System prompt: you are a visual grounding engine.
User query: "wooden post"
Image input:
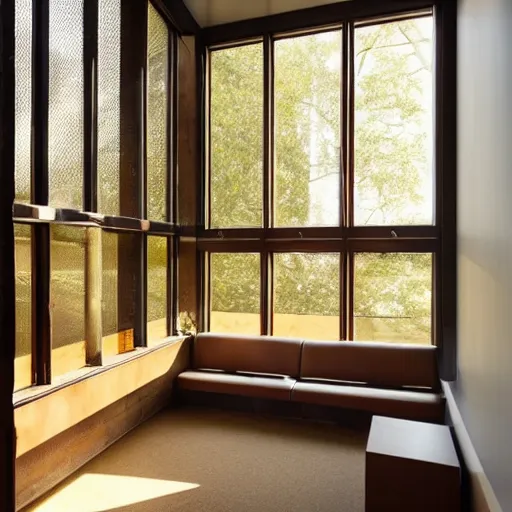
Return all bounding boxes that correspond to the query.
[0,0,16,509]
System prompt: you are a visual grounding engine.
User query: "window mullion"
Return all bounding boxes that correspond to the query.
[347,251,354,340]
[120,0,147,347]
[32,0,51,385]
[347,22,355,229]
[83,0,98,213]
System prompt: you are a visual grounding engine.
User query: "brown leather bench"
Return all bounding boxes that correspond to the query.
[292,340,444,423]
[178,334,445,422]
[177,333,302,401]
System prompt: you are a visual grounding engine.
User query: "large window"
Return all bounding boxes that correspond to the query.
[204,11,436,344]
[13,0,177,391]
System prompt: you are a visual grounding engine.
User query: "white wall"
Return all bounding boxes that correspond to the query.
[455,0,512,508]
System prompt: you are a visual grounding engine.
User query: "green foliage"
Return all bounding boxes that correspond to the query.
[209,19,434,341]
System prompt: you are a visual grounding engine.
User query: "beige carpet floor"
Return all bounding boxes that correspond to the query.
[27,408,368,512]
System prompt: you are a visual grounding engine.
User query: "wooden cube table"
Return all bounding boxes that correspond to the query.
[366,416,460,512]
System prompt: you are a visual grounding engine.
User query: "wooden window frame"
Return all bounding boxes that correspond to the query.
[12,0,179,389]
[200,0,456,353]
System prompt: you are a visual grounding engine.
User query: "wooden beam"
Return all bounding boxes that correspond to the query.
[0,0,16,508]
[202,0,437,46]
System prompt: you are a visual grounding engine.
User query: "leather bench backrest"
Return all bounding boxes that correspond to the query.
[193,333,303,378]
[300,341,440,390]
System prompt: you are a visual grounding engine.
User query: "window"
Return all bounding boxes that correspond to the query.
[14,224,31,391]
[208,253,261,335]
[275,31,341,227]
[147,3,170,222]
[274,253,340,340]
[209,44,263,228]
[147,236,169,345]
[204,12,436,345]
[13,0,177,391]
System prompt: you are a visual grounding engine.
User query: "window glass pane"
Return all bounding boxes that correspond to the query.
[147,3,169,222]
[51,226,86,377]
[102,232,138,356]
[210,44,263,228]
[15,224,32,391]
[15,0,32,203]
[210,253,260,335]
[354,17,434,226]
[274,253,339,340]
[147,236,168,345]
[98,0,121,215]
[354,253,432,344]
[48,0,84,209]
[275,31,341,227]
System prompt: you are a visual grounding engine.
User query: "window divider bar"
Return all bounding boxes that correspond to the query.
[32,224,51,384]
[347,22,355,228]
[347,252,355,340]
[168,235,178,335]
[263,35,273,230]
[206,50,212,228]
[83,0,98,213]
[340,252,347,340]
[341,23,349,229]
[31,0,51,385]
[32,0,49,206]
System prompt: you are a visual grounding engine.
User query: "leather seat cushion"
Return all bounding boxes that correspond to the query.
[178,370,296,401]
[292,381,444,422]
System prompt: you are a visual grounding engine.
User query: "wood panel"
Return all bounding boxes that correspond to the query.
[15,340,190,510]
[15,339,190,459]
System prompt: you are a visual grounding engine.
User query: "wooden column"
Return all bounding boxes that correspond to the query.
[0,0,16,509]
[177,35,200,333]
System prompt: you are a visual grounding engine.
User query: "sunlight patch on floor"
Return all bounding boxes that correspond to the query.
[28,473,200,512]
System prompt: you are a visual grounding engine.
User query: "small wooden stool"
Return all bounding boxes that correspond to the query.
[366,416,461,511]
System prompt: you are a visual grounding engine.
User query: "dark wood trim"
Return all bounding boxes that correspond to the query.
[347,252,355,339]
[348,238,438,253]
[206,48,212,228]
[198,225,438,240]
[162,0,200,35]
[435,0,457,379]
[340,252,348,340]
[347,226,439,238]
[83,0,98,212]
[198,236,436,253]
[260,251,269,335]
[263,36,271,230]
[32,0,49,206]
[119,1,147,350]
[198,239,264,253]
[202,0,438,46]
[347,22,355,227]
[33,224,51,385]
[0,0,16,507]
[341,23,348,229]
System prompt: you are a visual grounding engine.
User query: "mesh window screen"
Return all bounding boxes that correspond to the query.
[15,0,32,203]
[147,3,169,222]
[48,0,84,209]
[98,0,121,216]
